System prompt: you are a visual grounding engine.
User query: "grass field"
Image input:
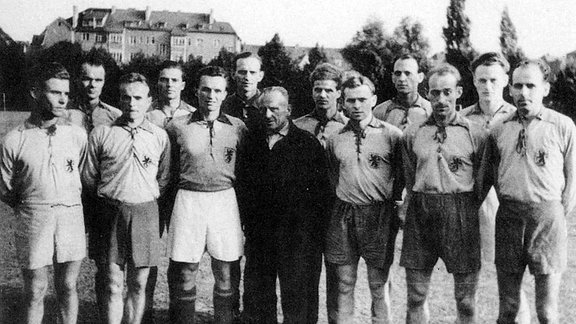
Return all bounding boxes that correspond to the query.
[1,111,576,323]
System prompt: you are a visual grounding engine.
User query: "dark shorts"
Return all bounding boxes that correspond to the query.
[400,192,481,273]
[495,200,567,275]
[325,199,397,269]
[88,199,162,267]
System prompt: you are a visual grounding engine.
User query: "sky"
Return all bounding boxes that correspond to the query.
[1,0,575,58]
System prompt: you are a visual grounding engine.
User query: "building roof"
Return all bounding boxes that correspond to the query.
[30,17,72,48]
[73,8,237,35]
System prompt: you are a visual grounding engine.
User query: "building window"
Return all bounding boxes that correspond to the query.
[96,34,105,43]
[95,19,103,27]
[82,33,90,41]
[156,22,166,28]
[151,37,155,44]
[213,40,220,48]
[188,38,192,46]
[172,37,185,46]
[129,36,137,44]
[160,44,169,55]
[124,21,140,27]
[110,52,122,62]
[196,38,204,47]
[110,34,122,43]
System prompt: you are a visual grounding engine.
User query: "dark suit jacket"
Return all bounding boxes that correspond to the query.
[237,122,331,252]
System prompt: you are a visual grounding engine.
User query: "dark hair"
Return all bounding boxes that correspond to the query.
[197,66,229,87]
[31,62,70,89]
[234,52,262,67]
[427,63,461,83]
[513,59,551,82]
[471,52,510,73]
[341,74,376,97]
[309,63,342,89]
[82,49,106,68]
[158,60,185,79]
[394,54,421,72]
[118,72,150,93]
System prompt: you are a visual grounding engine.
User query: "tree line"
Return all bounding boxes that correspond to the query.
[1,0,576,120]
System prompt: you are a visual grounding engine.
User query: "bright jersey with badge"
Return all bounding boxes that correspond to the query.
[83,119,171,204]
[327,118,403,205]
[402,114,487,194]
[165,112,247,192]
[487,107,576,213]
[0,121,87,206]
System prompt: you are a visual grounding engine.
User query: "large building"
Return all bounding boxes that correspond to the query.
[32,6,242,64]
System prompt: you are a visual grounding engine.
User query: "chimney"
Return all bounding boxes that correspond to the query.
[111,6,116,14]
[145,6,151,22]
[208,9,215,24]
[72,5,78,28]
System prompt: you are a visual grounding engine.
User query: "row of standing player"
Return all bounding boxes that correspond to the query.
[1,50,574,324]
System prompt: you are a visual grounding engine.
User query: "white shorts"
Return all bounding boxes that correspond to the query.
[15,203,86,269]
[168,188,243,263]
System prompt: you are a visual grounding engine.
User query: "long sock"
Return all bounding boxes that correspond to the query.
[213,286,234,324]
[169,286,196,324]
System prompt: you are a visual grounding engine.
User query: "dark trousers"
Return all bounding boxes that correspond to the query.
[242,231,322,324]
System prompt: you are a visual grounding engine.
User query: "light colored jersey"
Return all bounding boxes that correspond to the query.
[327,117,403,205]
[460,101,516,129]
[146,99,196,128]
[294,110,348,148]
[372,95,431,130]
[67,100,121,132]
[166,111,247,192]
[83,117,171,204]
[403,113,488,194]
[0,117,87,206]
[486,107,576,214]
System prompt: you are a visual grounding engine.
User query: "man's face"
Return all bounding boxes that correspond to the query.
[392,58,423,95]
[196,75,227,113]
[510,65,550,117]
[80,64,105,101]
[428,73,462,120]
[234,57,263,95]
[158,67,185,101]
[33,78,70,118]
[119,82,151,122]
[260,91,291,132]
[312,79,341,112]
[343,85,377,121]
[473,64,508,102]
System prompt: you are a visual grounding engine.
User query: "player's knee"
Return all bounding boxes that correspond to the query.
[455,294,476,318]
[58,274,78,294]
[337,272,356,294]
[407,284,428,309]
[368,280,386,299]
[128,274,148,294]
[168,261,198,291]
[25,277,48,303]
[536,303,558,324]
[106,271,124,296]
